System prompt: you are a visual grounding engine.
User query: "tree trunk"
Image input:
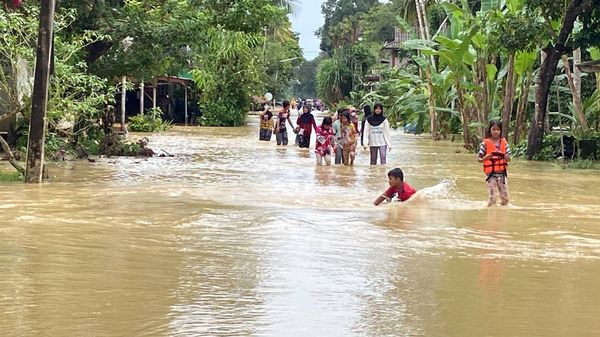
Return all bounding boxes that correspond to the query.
[25,0,55,183]
[0,135,24,176]
[513,72,532,145]
[426,67,437,139]
[476,56,489,138]
[561,54,589,130]
[121,75,127,132]
[526,0,592,159]
[457,82,475,150]
[414,0,426,40]
[415,0,437,139]
[417,0,432,40]
[573,48,581,95]
[501,53,516,139]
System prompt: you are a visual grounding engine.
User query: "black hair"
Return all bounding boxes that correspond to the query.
[321,116,332,127]
[363,105,372,117]
[387,168,404,181]
[337,107,347,115]
[303,105,311,112]
[486,120,503,138]
[373,102,384,113]
[340,111,351,123]
[283,100,290,108]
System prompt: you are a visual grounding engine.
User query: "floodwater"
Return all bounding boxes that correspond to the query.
[2,114,600,337]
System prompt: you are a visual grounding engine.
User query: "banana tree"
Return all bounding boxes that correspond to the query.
[513,50,538,144]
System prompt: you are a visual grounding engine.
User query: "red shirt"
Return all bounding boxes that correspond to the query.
[296,114,317,137]
[383,182,416,202]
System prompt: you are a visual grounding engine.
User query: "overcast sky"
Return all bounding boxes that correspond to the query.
[289,0,325,60]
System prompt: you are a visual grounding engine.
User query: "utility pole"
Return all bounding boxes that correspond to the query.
[25,0,56,183]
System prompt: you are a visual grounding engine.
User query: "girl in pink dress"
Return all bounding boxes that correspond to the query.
[315,117,336,166]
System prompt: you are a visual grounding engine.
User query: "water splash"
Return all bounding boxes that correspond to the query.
[410,179,486,210]
[413,179,462,200]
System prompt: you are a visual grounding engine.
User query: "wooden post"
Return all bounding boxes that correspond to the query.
[152,78,157,109]
[121,75,126,131]
[168,83,173,118]
[184,85,188,124]
[25,0,55,183]
[139,79,144,115]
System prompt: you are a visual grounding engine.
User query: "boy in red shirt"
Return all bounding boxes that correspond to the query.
[373,168,417,206]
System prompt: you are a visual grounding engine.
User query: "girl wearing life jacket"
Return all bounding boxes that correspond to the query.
[478,120,511,206]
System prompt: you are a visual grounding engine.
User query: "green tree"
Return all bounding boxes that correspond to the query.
[526,0,600,159]
[318,0,379,54]
[316,51,352,104]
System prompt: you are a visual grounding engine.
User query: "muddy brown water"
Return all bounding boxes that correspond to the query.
[1,115,600,336]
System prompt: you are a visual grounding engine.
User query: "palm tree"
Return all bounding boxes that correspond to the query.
[272,0,297,14]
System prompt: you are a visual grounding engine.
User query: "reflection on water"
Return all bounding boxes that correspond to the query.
[2,116,600,336]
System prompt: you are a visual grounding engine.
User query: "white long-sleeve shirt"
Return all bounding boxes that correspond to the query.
[363,119,391,147]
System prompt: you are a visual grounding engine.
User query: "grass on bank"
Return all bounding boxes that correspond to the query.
[0,168,23,182]
[562,159,600,169]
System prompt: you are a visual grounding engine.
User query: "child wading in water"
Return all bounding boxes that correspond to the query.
[363,102,391,165]
[332,108,347,164]
[295,105,318,148]
[315,117,336,165]
[478,120,511,206]
[373,168,417,206]
[339,111,357,165]
[258,104,274,141]
[360,105,372,149]
[274,100,295,146]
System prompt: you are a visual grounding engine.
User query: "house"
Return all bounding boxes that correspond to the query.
[382,27,414,68]
[117,72,197,127]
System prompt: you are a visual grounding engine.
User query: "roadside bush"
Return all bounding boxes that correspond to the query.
[564,159,598,169]
[128,108,172,132]
[200,100,246,127]
[513,133,561,161]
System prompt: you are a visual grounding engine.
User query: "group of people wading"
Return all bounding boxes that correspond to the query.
[258,100,392,167]
[259,101,511,207]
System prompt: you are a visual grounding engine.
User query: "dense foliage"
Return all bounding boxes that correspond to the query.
[314,0,600,160]
[0,0,302,170]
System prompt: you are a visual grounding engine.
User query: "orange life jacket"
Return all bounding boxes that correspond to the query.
[483,138,508,175]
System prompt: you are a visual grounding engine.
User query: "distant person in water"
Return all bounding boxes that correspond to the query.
[274,100,295,146]
[332,108,347,164]
[360,104,372,148]
[373,168,417,206]
[315,116,336,165]
[348,106,360,135]
[363,102,392,165]
[339,111,358,165]
[258,104,274,141]
[478,120,511,206]
[295,105,318,148]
